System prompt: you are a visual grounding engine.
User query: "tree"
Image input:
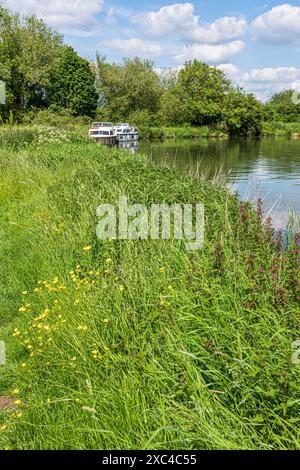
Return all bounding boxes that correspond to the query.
[0,5,63,117]
[51,46,98,117]
[176,61,231,126]
[265,90,300,122]
[95,55,162,121]
[17,15,63,109]
[225,89,263,136]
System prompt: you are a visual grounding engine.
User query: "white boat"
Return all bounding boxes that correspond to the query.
[88,122,117,145]
[115,123,139,143]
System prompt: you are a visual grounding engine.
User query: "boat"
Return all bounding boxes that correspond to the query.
[88,122,117,145]
[115,123,139,143]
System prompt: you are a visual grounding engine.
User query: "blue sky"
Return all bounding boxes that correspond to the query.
[3,1,300,100]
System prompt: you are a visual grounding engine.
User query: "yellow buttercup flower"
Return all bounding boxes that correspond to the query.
[83,246,92,252]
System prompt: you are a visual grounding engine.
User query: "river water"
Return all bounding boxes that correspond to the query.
[136,137,300,230]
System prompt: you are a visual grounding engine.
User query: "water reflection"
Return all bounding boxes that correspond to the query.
[138,138,300,230]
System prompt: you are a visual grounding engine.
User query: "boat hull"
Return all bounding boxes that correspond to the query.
[116,133,138,143]
[89,135,117,145]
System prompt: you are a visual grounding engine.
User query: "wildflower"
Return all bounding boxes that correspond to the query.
[22,291,28,295]
[119,285,124,292]
[83,246,92,252]
[16,412,23,418]
[12,389,20,395]
[102,319,109,324]
[52,277,59,284]
[19,307,26,313]
[160,267,165,273]
[106,258,112,264]
[14,400,22,406]
[21,363,27,368]
[46,398,51,404]
[0,425,7,431]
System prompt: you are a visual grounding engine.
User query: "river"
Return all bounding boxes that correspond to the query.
[136,137,300,230]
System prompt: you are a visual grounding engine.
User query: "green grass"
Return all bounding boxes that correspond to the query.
[139,126,227,140]
[262,121,300,136]
[0,128,299,450]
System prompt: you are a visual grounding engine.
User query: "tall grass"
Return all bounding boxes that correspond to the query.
[139,126,224,140]
[262,121,300,136]
[0,132,299,450]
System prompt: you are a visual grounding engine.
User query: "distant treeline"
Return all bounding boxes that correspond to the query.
[1,3,300,136]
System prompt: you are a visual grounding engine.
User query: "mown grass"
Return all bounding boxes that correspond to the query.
[0,128,299,450]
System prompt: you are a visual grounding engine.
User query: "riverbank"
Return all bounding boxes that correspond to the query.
[0,129,299,449]
[139,122,300,140]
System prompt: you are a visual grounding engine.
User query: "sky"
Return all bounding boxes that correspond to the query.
[3,0,300,100]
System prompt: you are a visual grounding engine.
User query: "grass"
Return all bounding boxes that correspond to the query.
[140,123,300,140]
[262,122,300,136]
[139,126,227,140]
[0,127,299,450]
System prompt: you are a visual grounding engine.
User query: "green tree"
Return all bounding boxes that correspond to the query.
[95,55,162,121]
[176,61,231,126]
[265,90,300,122]
[225,88,263,136]
[51,46,98,117]
[0,5,63,118]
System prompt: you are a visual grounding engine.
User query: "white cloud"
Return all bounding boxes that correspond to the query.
[100,38,162,59]
[216,65,300,101]
[174,41,245,64]
[2,0,104,35]
[243,67,300,83]
[252,4,300,45]
[190,16,247,44]
[133,3,246,44]
[216,63,241,80]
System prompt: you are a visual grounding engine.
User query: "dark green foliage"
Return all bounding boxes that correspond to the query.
[265,90,300,123]
[225,89,264,136]
[51,47,97,117]
[176,61,231,126]
[0,5,63,118]
[95,55,162,122]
